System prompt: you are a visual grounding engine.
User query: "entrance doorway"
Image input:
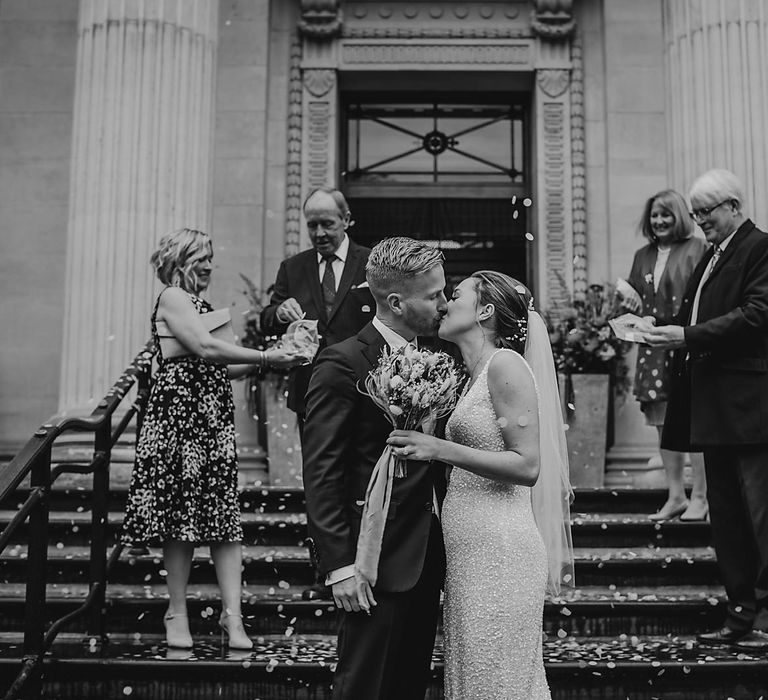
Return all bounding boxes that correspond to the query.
[341,91,531,290]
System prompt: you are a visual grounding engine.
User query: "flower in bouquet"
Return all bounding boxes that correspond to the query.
[360,343,462,476]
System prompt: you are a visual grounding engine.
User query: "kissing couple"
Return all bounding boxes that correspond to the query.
[302,237,574,700]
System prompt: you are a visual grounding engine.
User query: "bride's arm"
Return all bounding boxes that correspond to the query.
[387,351,540,486]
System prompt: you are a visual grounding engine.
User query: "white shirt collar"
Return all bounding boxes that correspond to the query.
[372,316,416,349]
[316,233,349,264]
[715,228,738,254]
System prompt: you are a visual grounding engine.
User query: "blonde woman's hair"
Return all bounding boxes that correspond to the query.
[639,189,695,244]
[151,228,212,292]
[365,237,444,300]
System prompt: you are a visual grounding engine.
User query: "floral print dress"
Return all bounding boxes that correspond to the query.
[122,291,244,545]
[627,236,708,406]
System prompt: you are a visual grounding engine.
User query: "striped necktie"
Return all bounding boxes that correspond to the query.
[690,245,721,325]
[321,254,337,317]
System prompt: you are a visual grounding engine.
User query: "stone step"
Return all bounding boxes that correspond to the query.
[0,545,721,587]
[0,510,713,549]
[0,583,729,638]
[0,485,683,516]
[0,633,765,700]
[1,486,306,514]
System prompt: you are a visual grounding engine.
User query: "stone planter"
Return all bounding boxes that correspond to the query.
[560,373,610,488]
[259,372,302,487]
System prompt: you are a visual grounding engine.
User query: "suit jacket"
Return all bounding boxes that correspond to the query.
[260,240,375,413]
[627,236,708,402]
[302,322,447,593]
[662,219,768,450]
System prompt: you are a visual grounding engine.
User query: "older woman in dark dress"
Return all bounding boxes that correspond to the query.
[623,190,708,521]
[123,228,302,649]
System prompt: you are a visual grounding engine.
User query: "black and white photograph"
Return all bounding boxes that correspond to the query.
[1,1,768,698]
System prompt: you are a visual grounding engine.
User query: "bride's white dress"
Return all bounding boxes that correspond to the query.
[442,350,551,700]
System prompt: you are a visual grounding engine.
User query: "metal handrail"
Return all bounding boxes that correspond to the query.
[0,341,156,700]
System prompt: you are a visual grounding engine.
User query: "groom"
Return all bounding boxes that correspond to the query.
[302,237,449,700]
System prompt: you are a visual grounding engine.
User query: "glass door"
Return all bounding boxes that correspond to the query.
[341,92,532,290]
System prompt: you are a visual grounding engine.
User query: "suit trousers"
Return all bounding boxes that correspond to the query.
[703,445,768,631]
[331,516,443,700]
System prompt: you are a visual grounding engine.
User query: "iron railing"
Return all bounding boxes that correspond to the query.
[0,342,156,700]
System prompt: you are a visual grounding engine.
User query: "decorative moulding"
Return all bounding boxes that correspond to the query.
[537,68,569,98]
[299,0,343,41]
[343,1,525,23]
[303,68,336,97]
[570,35,587,298]
[341,41,531,66]
[531,0,575,40]
[285,34,303,257]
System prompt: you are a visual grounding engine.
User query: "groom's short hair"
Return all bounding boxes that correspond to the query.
[366,237,444,299]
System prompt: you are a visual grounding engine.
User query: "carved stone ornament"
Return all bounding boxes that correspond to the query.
[537,69,570,98]
[303,68,336,97]
[299,0,342,41]
[531,0,575,40]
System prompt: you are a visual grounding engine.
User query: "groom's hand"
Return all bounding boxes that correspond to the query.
[332,576,375,613]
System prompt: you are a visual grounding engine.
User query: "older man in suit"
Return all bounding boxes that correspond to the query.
[261,187,375,431]
[645,169,768,650]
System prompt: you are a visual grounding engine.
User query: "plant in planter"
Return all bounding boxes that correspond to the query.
[544,281,631,395]
[544,280,631,487]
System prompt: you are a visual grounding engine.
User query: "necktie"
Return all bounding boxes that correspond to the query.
[321,254,337,317]
[690,245,721,325]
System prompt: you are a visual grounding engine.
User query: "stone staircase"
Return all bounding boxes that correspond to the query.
[1,467,767,699]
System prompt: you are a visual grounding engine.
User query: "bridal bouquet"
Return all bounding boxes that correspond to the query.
[355,344,462,589]
[361,343,462,477]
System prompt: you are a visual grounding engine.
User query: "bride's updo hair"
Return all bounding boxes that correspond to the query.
[471,270,532,355]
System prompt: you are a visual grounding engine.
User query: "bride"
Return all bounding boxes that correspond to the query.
[387,270,574,700]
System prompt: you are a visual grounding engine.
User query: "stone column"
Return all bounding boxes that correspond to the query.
[59,0,218,410]
[665,0,768,223]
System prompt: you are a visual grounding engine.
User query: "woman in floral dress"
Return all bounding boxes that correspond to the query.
[123,228,301,649]
[623,191,708,521]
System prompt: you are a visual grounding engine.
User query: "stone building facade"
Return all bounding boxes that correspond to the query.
[3,0,768,485]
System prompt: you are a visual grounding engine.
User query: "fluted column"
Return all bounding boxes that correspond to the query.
[665,0,768,222]
[60,0,218,410]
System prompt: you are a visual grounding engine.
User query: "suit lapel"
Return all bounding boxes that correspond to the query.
[327,242,363,324]
[702,220,755,289]
[359,321,387,368]
[679,251,712,323]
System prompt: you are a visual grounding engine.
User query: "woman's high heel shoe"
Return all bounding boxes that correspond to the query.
[164,611,193,649]
[648,499,689,522]
[680,500,709,521]
[219,613,253,650]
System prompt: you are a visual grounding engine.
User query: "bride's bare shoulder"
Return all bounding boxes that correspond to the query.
[486,349,535,396]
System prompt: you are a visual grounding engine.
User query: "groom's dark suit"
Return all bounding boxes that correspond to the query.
[662,219,768,632]
[302,321,447,700]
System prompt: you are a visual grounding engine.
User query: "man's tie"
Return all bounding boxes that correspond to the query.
[690,244,722,325]
[321,254,337,318]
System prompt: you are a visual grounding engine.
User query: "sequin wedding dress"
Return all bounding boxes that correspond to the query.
[442,350,551,700]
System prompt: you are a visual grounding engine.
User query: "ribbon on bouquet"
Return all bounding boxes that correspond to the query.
[354,444,398,587]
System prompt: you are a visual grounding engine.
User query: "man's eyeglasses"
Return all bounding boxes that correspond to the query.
[690,200,731,222]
